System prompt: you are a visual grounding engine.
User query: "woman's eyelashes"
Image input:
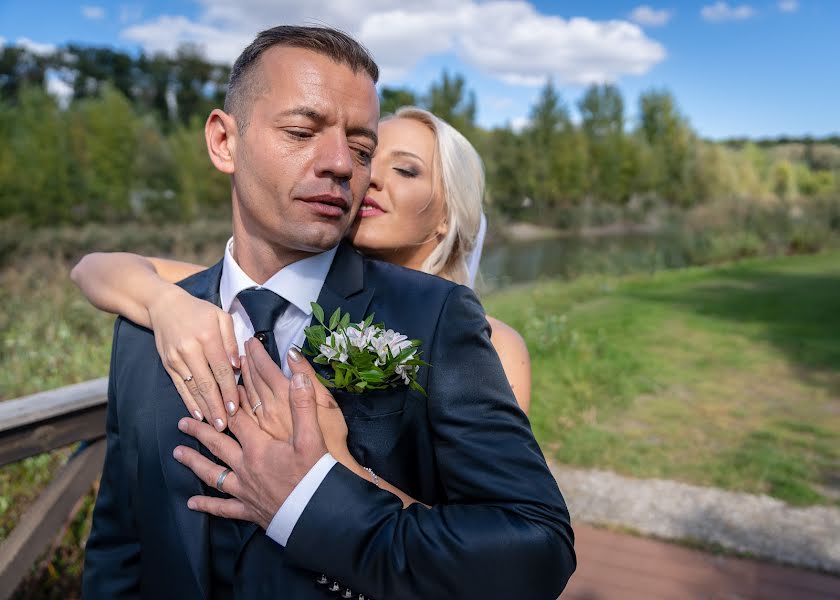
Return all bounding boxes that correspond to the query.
[394,166,419,178]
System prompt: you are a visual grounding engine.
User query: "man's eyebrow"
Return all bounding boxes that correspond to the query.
[274,106,378,146]
[276,106,325,121]
[348,126,378,147]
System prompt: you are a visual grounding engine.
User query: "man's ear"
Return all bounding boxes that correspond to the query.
[205,109,237,174]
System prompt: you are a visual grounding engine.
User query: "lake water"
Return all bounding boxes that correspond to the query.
[478,231,696,292]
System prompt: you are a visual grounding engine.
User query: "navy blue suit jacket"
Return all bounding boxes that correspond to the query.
[83,241,575,599]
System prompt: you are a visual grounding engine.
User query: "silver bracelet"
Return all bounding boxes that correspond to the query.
[363,466,380,487]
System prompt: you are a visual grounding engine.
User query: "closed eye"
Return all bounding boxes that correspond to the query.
[394,167,418,178]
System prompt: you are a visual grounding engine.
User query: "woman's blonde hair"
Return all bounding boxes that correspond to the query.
[382,107,484,285]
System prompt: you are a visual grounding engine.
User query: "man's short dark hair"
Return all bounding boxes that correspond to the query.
[224,25,379,134]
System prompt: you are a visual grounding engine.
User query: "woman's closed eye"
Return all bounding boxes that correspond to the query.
[394,166,419,178]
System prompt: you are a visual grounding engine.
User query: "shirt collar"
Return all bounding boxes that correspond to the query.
[219,237,337,315]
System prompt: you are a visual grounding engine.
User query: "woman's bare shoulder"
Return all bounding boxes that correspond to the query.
[486,316,528,354]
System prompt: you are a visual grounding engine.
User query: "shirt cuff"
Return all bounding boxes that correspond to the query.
[265,452,337,546]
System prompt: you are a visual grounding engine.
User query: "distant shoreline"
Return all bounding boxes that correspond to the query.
[497,221,661,244]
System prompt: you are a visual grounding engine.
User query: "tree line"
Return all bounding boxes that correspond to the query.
[1,44,838,228]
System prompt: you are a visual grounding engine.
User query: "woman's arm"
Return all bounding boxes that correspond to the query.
[71,252,241,431]
[487,316,531,415]
[70,253,206,327]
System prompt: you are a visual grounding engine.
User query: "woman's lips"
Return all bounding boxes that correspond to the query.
[359,196,386,218]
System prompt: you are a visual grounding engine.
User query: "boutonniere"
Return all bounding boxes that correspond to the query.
[301,302,428,395]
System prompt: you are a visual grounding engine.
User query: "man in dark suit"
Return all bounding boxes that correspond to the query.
[83,25,575,599]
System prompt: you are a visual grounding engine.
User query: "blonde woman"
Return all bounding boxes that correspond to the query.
[72,107,531,443]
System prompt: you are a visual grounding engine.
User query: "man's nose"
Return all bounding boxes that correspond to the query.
[314,131,353,181]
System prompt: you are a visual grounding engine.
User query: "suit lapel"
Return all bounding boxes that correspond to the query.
[156,259,224,598]
[310,240,375,380]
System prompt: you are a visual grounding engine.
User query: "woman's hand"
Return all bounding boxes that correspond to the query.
[240,338,352,466]
[147,285,241,431]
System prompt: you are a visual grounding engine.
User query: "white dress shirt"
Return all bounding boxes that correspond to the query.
[219,237,338,545]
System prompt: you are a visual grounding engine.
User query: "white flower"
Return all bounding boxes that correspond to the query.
[372,329,412,363]
[346,323,377,350]
[321,332,349,363]
[395,363,419,385]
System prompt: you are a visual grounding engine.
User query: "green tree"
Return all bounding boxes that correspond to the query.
[379,87,417,116]
[424,71,476,136]
[0,86,76,224]
[578,84,628,203]
[68,84,142,221]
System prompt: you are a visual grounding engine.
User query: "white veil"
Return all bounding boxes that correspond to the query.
[466,212,487,289]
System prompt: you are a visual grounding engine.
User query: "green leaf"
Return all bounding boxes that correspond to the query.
[359,369,386,382]
[311,302,325,326]
[313,355,329,365]
[363,313,375,329]
[340,312,351,328]
[315,373,335,388]
[410,380,427,397]
[329,307,341,330]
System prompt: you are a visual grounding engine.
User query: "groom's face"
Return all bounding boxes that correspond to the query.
[229,46,380,253]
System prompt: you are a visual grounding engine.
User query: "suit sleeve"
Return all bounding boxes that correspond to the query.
[82,318,142,598]
[284,285,576,600]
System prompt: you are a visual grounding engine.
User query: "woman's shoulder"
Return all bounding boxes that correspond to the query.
[486,316,529,358]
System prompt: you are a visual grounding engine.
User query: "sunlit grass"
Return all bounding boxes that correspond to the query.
[485,251,840,506]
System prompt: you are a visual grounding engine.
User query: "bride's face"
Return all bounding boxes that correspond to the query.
[348,118,447,269]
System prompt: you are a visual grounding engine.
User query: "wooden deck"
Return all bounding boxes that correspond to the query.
[563,524,840,599]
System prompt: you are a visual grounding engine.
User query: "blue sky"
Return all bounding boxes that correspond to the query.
[1,0,836,139]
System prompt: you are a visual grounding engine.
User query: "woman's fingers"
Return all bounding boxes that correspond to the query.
[219,312,240,370]
[166,367,205,421]
[239,350,262,415]
[244,350,292,440]
[200,327,240,417]
[179,343,228,431]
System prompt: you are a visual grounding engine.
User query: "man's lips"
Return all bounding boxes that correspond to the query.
[358,196,386,218]
[300,194,348,218]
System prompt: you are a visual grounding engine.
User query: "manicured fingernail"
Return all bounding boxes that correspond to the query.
[292,372,308,389]
[214,418,225,431]
[187,498,196,510]
[230,354,241,368]
[288,347,303,362]
[193,409,203,421]
[226,401,236,415]
[178,418,189,431]
[173,447,183,460]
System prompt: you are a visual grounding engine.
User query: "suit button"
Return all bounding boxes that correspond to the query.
[342,589,353,598]
[315,574,328,585]
[329,581,341,592]
[255,331,268,344]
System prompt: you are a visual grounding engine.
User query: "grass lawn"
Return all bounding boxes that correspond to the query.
[484,250,840,506]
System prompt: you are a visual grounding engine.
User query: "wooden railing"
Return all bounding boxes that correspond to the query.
[0,378,108,599]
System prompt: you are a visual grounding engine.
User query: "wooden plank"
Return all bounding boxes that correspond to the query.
[570,524,840,599]
[0,404,107,467]
[0,378,107,432]
[0,438,106,600]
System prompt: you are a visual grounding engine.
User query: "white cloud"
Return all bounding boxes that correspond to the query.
[510,116,530,132]
[777,0,798,13]
[701,2,756,22]
[46,70,74,108]
[16,37,56,55]
[120,4,144,23]
[81,5,106,20]
[120,0,666,86]
[0,37,6,47]
[630,5,672,27]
